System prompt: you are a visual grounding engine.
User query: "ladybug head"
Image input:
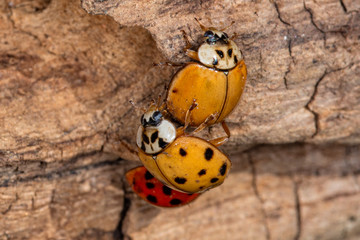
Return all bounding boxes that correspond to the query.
[141,110,163,127]
[197,39,242,70]
[194,19,241,70]
[203,29,229,45]
[137,108,176,154]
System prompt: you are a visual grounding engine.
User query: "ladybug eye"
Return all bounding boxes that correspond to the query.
[204,30,214,37]
[152,111,162,121]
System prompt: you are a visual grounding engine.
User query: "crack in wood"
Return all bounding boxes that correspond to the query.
[339,0,347,13]
[283,69,290,90]
[0,156,124,188]
[272,2,295,90]
[303,0,327,47]
[0,133,106,164]
[292,179,302,240]
[1,193,18,215]
[304,70,327,138]
[273,1,291,26]
[283,34,294,89]
[248,154,271,240]
[304,63,355,138]
[5,1,43,47]
[114,180,132,240]
[303,1,354,41]
[322,191,360,202]
[302,1,325,34]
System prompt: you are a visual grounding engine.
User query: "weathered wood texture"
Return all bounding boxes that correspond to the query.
[124,144,360,240]
[0,0,359,239]
[82,0,360,147]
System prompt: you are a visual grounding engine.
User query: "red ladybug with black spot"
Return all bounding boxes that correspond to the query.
[126,166,199,207]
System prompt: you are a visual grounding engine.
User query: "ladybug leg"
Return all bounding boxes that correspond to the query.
[111,139,140,161]
[185,49,200,61]
[153,62,184,67]
[220,20,235,32]
[194,18,208,31]
[181,30,200,62]
[176,100,198,136]
[229,32,238,40]
[129,99,147,113]
[208,121,231,147]
[184,100,198,129]
[181,30,193,51]
[192,112,219,134]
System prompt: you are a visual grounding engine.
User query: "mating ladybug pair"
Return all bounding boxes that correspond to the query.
[126,19,247,207]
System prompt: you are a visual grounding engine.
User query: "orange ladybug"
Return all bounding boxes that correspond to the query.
[166,19,247,126]
[136,102,231,194]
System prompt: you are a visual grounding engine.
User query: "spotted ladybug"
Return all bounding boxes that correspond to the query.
[126,166,199,207]
[166,19,247,126]
[136,102,231,194]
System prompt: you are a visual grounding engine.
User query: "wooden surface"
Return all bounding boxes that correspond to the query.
[124,144,360,240]
[0,0,359,239]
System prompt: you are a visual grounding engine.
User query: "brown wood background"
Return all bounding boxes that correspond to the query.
[0,0,359,239]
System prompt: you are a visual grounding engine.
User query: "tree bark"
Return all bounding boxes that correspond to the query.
[0,0,359,239]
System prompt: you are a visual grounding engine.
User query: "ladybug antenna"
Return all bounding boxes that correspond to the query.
[148,99,160,112]
[156,94,163,109]
[220,20,235,31]
[194,18,208,32]
[129,99,146,113]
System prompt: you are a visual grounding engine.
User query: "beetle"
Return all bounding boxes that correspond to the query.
[136,102,231,194]
[166,19,247,127]
[126,166,200,207]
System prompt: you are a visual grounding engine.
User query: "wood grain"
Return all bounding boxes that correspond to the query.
[0,0,359,239]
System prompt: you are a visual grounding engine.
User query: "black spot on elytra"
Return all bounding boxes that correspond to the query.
[174,177,187,184]
[151,131,158,143]
[162,185,172,196]
[210,178,219,183]
[198,169,206,176]
[228,49,233,57]
[158,138,168,149]
[179,148,187,156]
[142,133,149,144]
[172,88,178,93]
[170,199,182,205]
[204,148,214,161]
[144,171,154,180]
[234,55,238,64]
[141,142,146,152]
[216,50,224,58]
[213,58,218,65]
[146,182,155,189]
[146,195,157,203]
[219,163,227,176]
[199,186,204,190]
